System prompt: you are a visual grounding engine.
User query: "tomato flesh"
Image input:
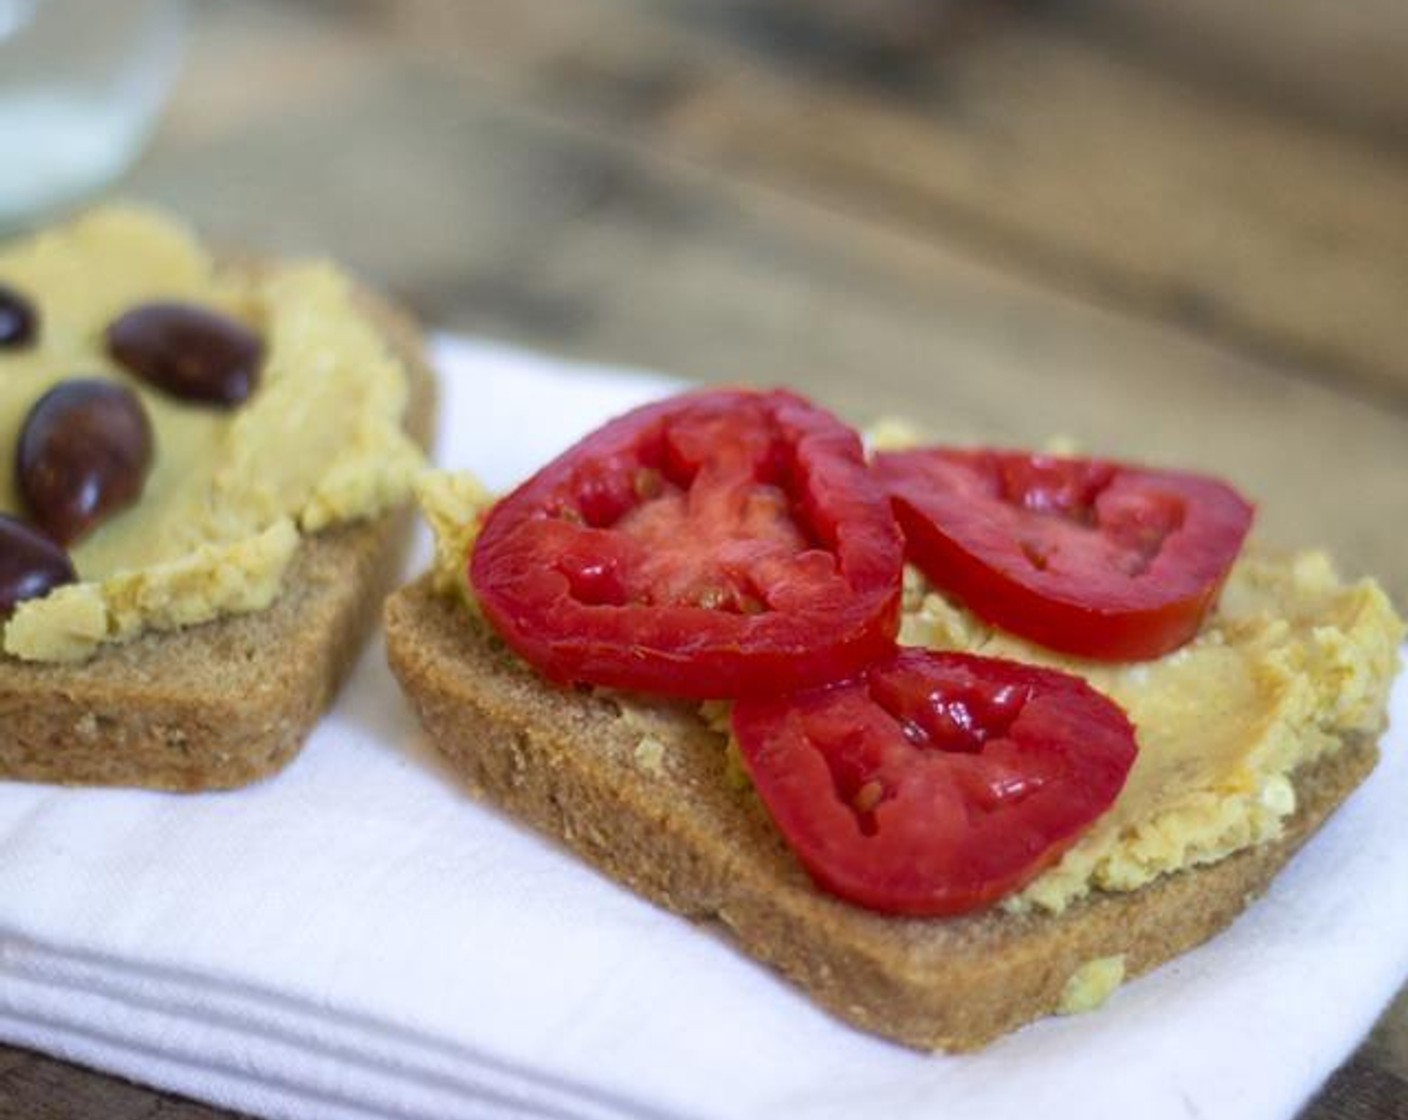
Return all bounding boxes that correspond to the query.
[731,648,1138,916]
[471,389,903,699]
[873,449,1253,660]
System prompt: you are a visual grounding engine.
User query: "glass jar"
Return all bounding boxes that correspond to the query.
[0,0,186,232]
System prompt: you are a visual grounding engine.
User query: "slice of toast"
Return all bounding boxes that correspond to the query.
[0,285,434,792]
[384,574,1382,1051]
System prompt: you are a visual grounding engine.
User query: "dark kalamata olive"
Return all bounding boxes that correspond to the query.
[0,513,77,615]
[17,378,154,546]
[106,302,263,406]
[0,283,38,349]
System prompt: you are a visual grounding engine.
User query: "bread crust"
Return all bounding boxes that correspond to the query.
[384,575,1380,1050]
[0,279,435,792]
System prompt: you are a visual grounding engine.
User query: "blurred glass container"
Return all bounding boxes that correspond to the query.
[0,0,185,233]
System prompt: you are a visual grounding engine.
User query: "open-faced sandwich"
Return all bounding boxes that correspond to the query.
[386,386,1401,1050]
[0,206,432,790]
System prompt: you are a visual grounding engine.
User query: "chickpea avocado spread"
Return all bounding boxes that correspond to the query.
[0,207,425,662]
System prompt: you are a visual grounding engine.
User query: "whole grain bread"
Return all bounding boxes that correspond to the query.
[384,574,1382,1051]
[0,279,435,792]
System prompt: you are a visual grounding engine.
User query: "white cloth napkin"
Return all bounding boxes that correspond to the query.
[1,335,1405,1120]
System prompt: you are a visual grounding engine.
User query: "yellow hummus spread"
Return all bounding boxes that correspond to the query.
[1058,955,1127,1015]
[900,553,1403,912]
[0,206,424,661]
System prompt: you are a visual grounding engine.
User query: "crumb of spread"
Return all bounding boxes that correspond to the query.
[1058,955,1127,1015]
[633,735,667,775]
[616,692,712,747]
[0,206,425,661]
[865,418,924,453]
[698,700,732,736]
[415,469,492,603]
[865,419,1084,458]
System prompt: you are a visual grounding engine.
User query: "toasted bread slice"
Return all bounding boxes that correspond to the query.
[0,286,434,792]
[384,574,1382,1051]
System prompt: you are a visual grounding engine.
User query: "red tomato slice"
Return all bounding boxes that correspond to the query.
[731,648,1137,916]
[873,449,1254,660]
[470,388,903,699]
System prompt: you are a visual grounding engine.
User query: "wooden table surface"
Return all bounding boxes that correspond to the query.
[2,1,1405,1117]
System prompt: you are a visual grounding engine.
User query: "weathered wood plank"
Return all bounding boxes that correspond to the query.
[384,0,1408,404]
[0,1044,242,1119]
[1068,0,1408,137]
[699,0,1408,139]
[1303,1057,1408,1120]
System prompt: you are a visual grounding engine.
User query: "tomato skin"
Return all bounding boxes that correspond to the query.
[873,449,1254,661]
[731,648,1138,916]
[470,389,903,700]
